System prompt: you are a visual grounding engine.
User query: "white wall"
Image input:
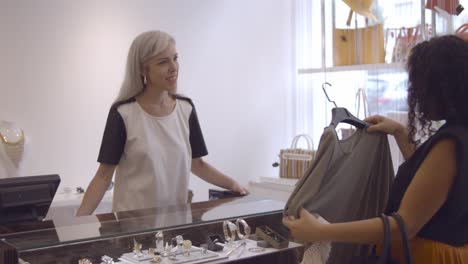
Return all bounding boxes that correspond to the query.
[0,0,293,202]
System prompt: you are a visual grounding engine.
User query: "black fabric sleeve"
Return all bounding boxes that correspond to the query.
[435,127,468,218]
[189,104,208,159]
[97,106,127,164]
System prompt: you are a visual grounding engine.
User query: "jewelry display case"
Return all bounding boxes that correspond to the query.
[0,195,302,264]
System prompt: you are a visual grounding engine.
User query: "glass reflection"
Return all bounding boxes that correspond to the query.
[0,195,285,251]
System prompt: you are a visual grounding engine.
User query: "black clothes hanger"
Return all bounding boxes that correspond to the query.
[330,107,368,129]
[322,82,368,129]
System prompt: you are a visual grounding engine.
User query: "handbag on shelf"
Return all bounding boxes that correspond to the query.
[426,0,464,16]
[279,134,315,179]
[455,23,468,40]
[390,25,430,63]
[333,24,385,66]
[333,8,385,66]
[351,213,412,264]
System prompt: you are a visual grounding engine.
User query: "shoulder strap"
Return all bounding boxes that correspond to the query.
[376,214,391,264]
[391,213,412,264]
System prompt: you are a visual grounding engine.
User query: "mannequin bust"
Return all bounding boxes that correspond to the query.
[0,120,25,178]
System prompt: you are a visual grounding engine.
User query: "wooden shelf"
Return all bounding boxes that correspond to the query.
[298,62,405,74]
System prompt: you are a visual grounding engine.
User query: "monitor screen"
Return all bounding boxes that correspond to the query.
[0,174,60,225]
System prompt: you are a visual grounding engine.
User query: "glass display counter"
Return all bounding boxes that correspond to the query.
[0,195,302,263]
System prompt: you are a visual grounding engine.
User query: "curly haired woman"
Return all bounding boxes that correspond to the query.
[283,35,468,263]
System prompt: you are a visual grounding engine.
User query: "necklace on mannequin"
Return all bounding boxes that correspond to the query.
[0,121,25,178]
[0,121,24,145]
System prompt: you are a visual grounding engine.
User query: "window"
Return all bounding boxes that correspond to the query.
[292,0,468,168]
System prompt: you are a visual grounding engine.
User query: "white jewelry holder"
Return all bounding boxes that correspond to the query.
[235,218,251,240]
[222,220,237,248]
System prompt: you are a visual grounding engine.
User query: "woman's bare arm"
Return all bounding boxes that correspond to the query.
[76,163,115,216]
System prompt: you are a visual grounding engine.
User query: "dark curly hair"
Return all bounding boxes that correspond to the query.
[406,35,468,145]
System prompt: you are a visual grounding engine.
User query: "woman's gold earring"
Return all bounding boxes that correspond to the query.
[143,75,147,86]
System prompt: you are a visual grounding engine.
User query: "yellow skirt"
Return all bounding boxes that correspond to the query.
[391,237,468,264]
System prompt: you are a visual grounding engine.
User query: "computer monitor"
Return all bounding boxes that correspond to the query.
[0,174,60,225]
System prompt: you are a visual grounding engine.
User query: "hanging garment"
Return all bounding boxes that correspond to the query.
[285,126,394,264]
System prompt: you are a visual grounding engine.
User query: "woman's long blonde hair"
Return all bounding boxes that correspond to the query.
[114,30,175,103]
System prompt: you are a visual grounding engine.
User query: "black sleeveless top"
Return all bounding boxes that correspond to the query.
[385,123,468,246]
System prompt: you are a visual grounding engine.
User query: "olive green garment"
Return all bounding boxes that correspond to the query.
[285,126,394,264]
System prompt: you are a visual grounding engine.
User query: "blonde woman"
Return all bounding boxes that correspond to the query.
[77,31,247,216]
